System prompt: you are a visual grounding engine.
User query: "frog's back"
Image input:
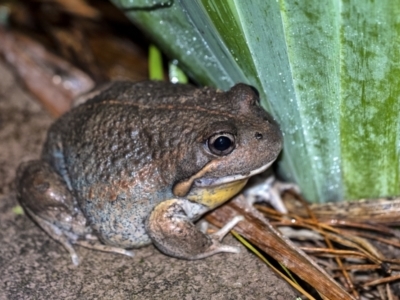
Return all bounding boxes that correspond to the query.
[85,81,197,106]
[42,81,235,194]
[42,82,192,203]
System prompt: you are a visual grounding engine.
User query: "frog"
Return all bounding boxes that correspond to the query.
[16,81,282,265]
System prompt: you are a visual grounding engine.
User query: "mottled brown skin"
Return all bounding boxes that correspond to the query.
[16,81,282,265]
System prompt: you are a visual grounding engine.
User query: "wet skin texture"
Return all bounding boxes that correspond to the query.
[16,81,282,265]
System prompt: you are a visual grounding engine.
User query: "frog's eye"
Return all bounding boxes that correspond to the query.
[207,133,235,156]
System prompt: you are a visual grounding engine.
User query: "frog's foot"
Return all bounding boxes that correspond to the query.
[146,199,243,260]
[25,209,134,265]
[244,175,299,214]
[24,206,81,265]
[16,160,91,266]
[75,240,134,257]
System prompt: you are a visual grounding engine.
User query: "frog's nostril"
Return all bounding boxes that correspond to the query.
[255,132,263,140]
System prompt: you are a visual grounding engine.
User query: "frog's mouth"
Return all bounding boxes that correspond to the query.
[173,159,276,209]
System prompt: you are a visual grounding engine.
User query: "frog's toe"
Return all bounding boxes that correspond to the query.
[71,253,80,266]
[184,238,241,260]
[122,249,135,257]
[199,220,209,233]
[211,215,244,241]
[76,240,135,258]
[244,175,291,214]
[204,242,241,256]
[213,244,241,254]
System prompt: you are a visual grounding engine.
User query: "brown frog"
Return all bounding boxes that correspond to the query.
[16,81,282,265]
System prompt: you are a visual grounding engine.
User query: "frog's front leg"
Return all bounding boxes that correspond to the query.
[146,199,243,259]
[16,160,133,265]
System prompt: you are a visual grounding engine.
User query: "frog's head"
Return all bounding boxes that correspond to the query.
[172,83,282,209]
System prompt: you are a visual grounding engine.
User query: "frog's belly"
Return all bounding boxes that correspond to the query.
[87,199,153,248]
[78,184,163,248]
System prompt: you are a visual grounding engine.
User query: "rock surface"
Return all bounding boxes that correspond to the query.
[0,61,297,300]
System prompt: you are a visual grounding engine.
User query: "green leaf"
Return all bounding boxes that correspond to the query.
[340,1,400,199]
[12,205,24,215]
[149,44,164,80]
[113,0,245,88]
[112,0,400,203]
[168,61,188,84]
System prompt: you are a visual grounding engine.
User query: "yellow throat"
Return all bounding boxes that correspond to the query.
[186,178,248,209]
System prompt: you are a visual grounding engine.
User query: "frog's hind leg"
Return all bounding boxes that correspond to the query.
[74,240,134,258]
[16,160,133,265]
[146,199,243,259]
[16,160,89,265]
[22,206,134,265]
